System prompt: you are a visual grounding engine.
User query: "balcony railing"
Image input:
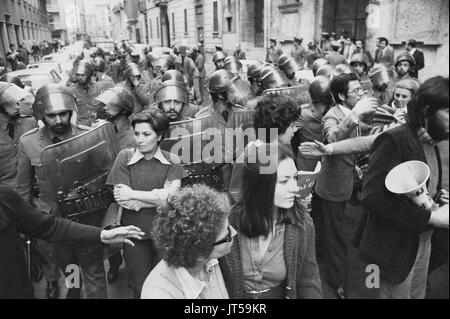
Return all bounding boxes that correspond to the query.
[46,5,59,13]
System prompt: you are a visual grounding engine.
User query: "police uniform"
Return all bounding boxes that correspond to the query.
[266,46,284,64]
[117,80,154,114]
[0,114,36,187]
[67,81,114,126]
[16,123,107,299]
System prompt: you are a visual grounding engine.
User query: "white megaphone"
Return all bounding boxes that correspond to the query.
[385,160,435,210]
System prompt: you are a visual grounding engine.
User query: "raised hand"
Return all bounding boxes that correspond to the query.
[298,140,332,157]
[100,225,145,246]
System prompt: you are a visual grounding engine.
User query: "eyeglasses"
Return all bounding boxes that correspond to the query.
[212,225,234,246]
[348,87,364,95]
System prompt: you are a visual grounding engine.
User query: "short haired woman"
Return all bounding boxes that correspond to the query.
[220,143,322,299]
[141,184,235,299]
[106,109,186,298]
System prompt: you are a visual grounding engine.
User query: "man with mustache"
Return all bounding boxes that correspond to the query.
[358,76,449,298]
[16,84,108,299]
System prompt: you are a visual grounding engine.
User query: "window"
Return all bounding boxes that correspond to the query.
[172,12,175,36]
[149,18,153,38]
[156,17,160,38]
[184,9,188,34]
[213,1,218,34]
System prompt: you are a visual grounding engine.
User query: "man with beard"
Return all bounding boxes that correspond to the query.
[358,76,449,299]
[394,53,415,82]
[68,60,114,126]
[0,83,36,188]
[155,80,198,122]
[16,84,108,299]
[118,63,153,114]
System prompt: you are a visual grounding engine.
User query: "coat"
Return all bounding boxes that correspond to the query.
[219,203,322,299]
[358,124,440,283]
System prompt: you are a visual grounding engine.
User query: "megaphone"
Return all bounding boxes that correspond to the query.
[385,160,435,210]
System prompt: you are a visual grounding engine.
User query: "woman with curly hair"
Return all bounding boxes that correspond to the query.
[141,184,236,299]
[220,143,322,299]
[106,109,186,298]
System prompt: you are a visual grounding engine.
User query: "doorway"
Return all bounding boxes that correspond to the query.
[322,0,369,40]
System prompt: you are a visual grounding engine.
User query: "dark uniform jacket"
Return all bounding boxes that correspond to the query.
[16,124,90,215]
[68,81,114,126]
[0,114,36,188]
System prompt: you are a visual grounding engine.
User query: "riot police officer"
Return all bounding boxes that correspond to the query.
[394,53,415,81]
[67,60,114,126]
[118,63,153,113]
[212,51,227,70]
[94,86,136,150]
[154,80,198,122]
[349,53,373,91]
[0,83,36,188]
[92,56,115,86]
[16,84,108,299]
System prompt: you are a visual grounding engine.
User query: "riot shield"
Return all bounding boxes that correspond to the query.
[40,122,120,224]
[167,115,219,136]
[262,84,312,105]
[161,130,226,190]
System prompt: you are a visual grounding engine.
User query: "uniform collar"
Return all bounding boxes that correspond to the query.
[174,259,219,299]
[41,124,77,142]
[127,146,171,166]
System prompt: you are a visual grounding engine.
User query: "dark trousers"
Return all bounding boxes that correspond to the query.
[123,239,160,298]
[310,191,324,258]
[320,197,348,288]
[53,242,107,299]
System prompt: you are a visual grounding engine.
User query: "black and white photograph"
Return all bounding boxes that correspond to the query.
[0,0,448,303]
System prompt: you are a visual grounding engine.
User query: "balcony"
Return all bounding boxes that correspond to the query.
[153,0,168,7]
[49,22,66,31]
[46,5,59,13]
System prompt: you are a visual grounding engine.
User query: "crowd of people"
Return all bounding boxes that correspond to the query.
[0,29,448,300]
[0,39,64,75]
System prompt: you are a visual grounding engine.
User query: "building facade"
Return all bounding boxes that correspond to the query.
[114,0,448,80]
[0,0,51,58]
[47,0,68,43]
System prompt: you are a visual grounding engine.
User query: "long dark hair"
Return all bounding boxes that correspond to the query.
[407,76,449,131]
[240,143,295,238]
